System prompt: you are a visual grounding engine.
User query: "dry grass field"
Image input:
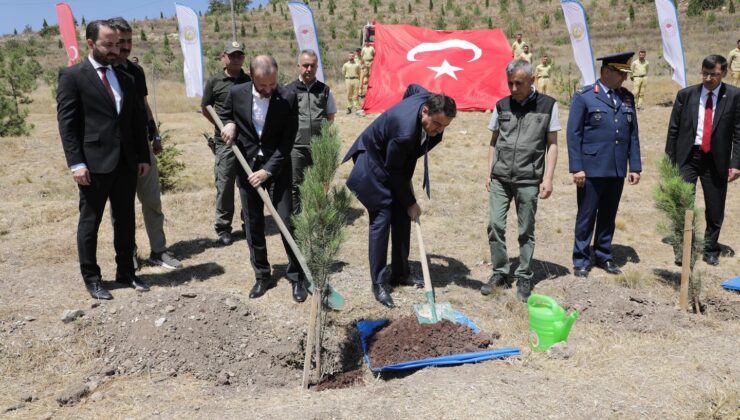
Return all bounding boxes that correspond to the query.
[1,72,739,417]
[1,0,740,418]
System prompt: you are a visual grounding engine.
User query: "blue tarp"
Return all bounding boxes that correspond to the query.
[357,314,521,372]
[721,276,740,291]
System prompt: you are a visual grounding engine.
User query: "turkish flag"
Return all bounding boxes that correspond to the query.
[363,24,511,113]
[56,2,81,67]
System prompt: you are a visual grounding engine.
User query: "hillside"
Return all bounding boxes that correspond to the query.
[3,0,739,111]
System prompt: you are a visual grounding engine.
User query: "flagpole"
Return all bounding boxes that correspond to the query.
[230,0,237,40]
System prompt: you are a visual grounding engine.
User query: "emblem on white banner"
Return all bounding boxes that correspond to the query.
[661,20,677,37]
[297,24,314,43]
[407,39,481,80]
[183,27,197,44]
[570,23,585,41]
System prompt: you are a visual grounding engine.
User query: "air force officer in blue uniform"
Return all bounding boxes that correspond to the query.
[567,53,642,278]
[342,85,457,307]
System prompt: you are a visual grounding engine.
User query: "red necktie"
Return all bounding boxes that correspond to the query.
[98,67,116,104]
[701,91,713,153]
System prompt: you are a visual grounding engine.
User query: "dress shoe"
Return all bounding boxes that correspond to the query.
[116,273,150,292]
[292,281,308,303]
[516,277,532,302]
[217,231,232,246]
[391,274,423,289]
[703,254,719,266]
[249,278,269,299]
[574,266,590,278]
[372,284,394,308]
[85,280,113,300]
[480,273,510,295]
[597,260,622,275]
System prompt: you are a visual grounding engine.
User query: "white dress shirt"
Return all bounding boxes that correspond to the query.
[694,84,721,146]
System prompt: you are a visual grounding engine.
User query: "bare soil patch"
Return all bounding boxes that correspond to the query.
[87,290,305,388]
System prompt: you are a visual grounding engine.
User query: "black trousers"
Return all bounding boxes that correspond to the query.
[368,199,411,285]
[679,147,728,257]
[77,164,137,282]
[236,155,302,283]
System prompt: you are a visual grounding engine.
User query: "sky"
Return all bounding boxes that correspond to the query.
[0,0,269,36]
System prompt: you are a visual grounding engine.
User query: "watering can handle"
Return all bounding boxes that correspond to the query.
[527,294,557,308]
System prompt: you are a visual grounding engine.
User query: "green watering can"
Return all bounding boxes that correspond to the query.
[527,294,579,352]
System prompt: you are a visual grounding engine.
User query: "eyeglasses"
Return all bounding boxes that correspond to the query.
[701,71,723,79]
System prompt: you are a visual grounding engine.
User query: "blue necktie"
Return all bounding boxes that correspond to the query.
[422,140,430,199]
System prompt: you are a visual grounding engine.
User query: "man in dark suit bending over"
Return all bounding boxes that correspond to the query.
[219,55,308,303]
[343,85,457,307]
[666,54,740,266]
[57,20,151,299]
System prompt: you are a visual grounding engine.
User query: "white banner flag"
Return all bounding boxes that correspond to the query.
[561,0,596,85]
[288,2,325,82]
[175,3,204,97]
[655,0,687,88]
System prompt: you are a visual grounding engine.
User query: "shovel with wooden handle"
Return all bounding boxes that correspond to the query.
[205,105,345,310]
[412,217,455,324]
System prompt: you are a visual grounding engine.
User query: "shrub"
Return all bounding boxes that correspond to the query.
[156,125,185,193]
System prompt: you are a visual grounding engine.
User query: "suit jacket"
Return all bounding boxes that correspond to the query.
[665,83,740,174]
[218,83,298,177]
[566,82,641,177]
[57,58,149,173]
[342,84,443,212]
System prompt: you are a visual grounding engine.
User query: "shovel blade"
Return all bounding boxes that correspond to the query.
[413,302,456,324]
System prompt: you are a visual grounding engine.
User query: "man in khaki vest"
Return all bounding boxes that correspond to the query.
[535,55,552,95]
[511,33,526,59]
[342,52,361,114]
[729,39,740,86]
[360,42,375,96]
[630,50,649,110]
[519,44,532,63]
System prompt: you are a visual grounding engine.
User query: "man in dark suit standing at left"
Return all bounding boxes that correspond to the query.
[219,55,308,303]
[57,20,151,299]
[666,54,740,266]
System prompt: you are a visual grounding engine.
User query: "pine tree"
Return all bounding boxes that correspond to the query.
[140,29,147,41]
[730,0,735,14]
[13,29,17,36]
[81,16,86,26]
[429,0,433,10]
[155,125,185,192]
[434,14,446,29]
[58,39,63,48]
[160,11,164,19]
[628,3,635,21]
[253,24,257,34]
[240,23,246,36]
[0,39,43,136]
[408,2,412,12]
[294,124,351,385]
[653,157,703,303]
[42,19,48,29]
[487,16,493,28]
[214,20,220,32]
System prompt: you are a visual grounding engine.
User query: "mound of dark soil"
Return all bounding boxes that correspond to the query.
[87,290,305,387]
[367,317,493,367]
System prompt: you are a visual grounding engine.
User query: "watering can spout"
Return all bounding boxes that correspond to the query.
[560,311,579,337]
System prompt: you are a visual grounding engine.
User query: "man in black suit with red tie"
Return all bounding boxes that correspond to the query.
[57,20,151,299]
[666,54,740,266]
[218,55,308,303]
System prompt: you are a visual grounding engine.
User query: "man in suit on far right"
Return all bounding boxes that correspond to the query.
[666,54,740,266]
